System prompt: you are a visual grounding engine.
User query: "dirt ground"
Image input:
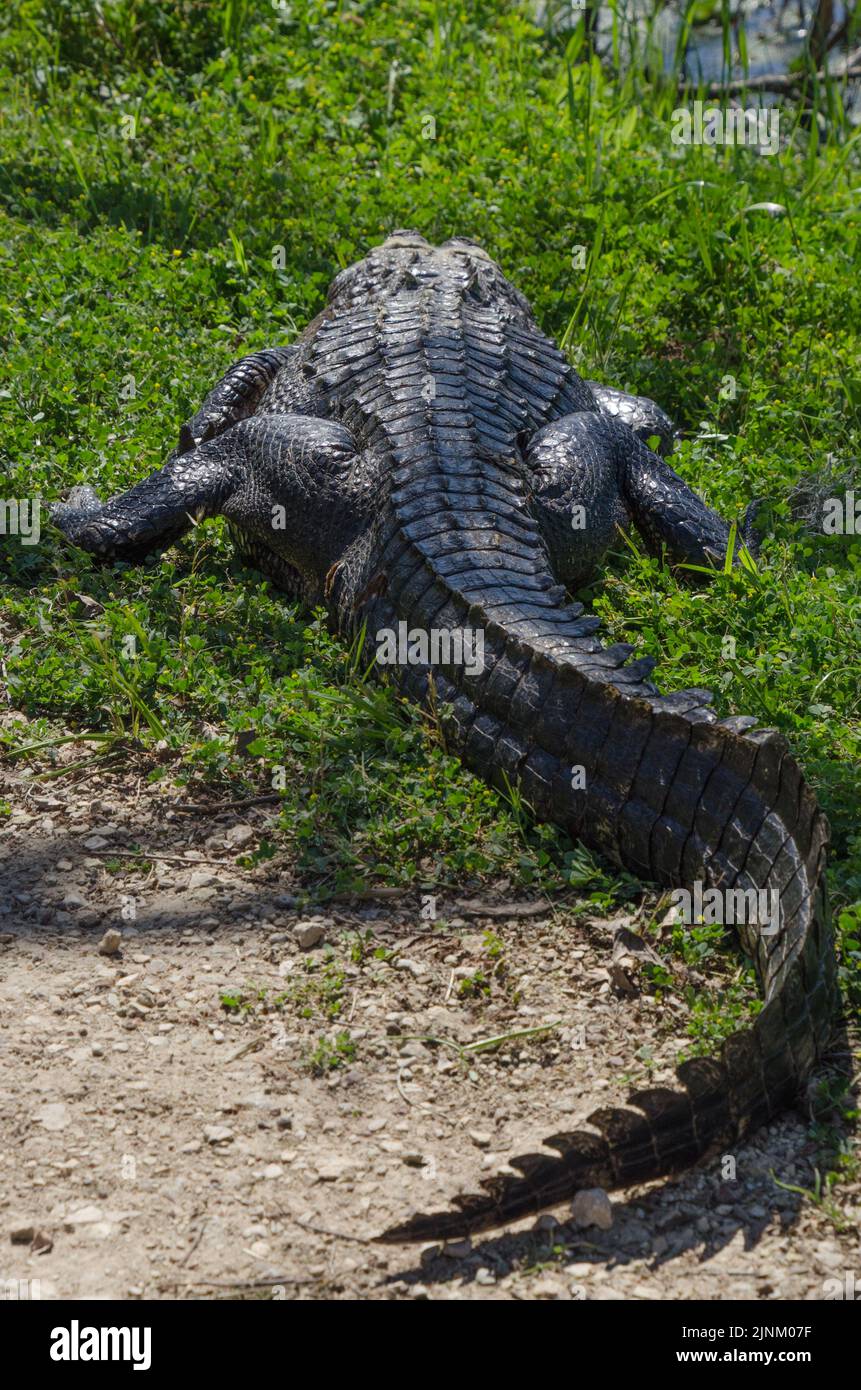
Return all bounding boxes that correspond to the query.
[1,755,859,1302]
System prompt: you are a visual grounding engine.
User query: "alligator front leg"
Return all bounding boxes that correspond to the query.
[172,347,298,457]
[527,412,741,581]
[52,414,361,585]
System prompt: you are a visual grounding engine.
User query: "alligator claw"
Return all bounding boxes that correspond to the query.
[50,486,105,542]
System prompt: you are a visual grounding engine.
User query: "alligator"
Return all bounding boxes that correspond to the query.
[52,232,838,1243]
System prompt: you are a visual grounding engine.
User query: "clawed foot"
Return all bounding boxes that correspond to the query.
[50,485,104,543]
[50,485,129,558]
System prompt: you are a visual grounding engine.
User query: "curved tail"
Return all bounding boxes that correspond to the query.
[352,558,837,1243]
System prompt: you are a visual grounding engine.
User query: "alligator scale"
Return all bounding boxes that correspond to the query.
[53,233,838,1242]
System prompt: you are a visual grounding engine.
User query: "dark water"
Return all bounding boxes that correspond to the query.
[537,0,854,85]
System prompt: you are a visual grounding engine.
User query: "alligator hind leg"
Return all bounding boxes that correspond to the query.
[527,412,738,579]
[585,381,676,457]
[527,411,632,588]
[51,444,245,562]
[52,414,359,577]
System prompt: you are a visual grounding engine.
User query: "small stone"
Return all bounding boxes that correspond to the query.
[393,957,429,978]
[469,1130,492,1148]
[293,921,325,950]
[35,1102,68,1132]
[30,1230,53,1255]
[570,1187,613,1231]
[10,1225,35,1245]
[225,824,254,848]
[243,1224,268,1239]
[442,1238,472,1258]
[532,1213,560,1232]
[188,869,217,890]
[261,1164,283,1180]
[532,1276,566,1299]
[64,1204,104,1227]
[315,1156,355,1182]
[814,1244,843,1270]
[98,929,122,956]
[181,1141,202,1155]
[203,1124,234,1145]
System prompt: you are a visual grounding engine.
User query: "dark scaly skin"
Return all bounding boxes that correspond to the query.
[52,232,838,1242]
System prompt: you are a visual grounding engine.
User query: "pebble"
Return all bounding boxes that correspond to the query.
[64,1204,108,1228]
[293,921,326,950]
[98,929,122,956]
[315,1156,355,1182]
[203,1125,234,1145]
[532,1213,560,1232]
[570,1187,614,1231]
[188,870,217,891]
[36,1103,69,1132]
[394,958,428,978]
[224,825,254,848]
[442,1238,472,1259]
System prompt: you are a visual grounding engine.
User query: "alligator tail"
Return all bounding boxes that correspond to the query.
[350,565,837,1243]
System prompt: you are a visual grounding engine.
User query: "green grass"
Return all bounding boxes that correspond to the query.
[0,2,859,1033]
[308,1029,357,1075]
[281,953,347,1021]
